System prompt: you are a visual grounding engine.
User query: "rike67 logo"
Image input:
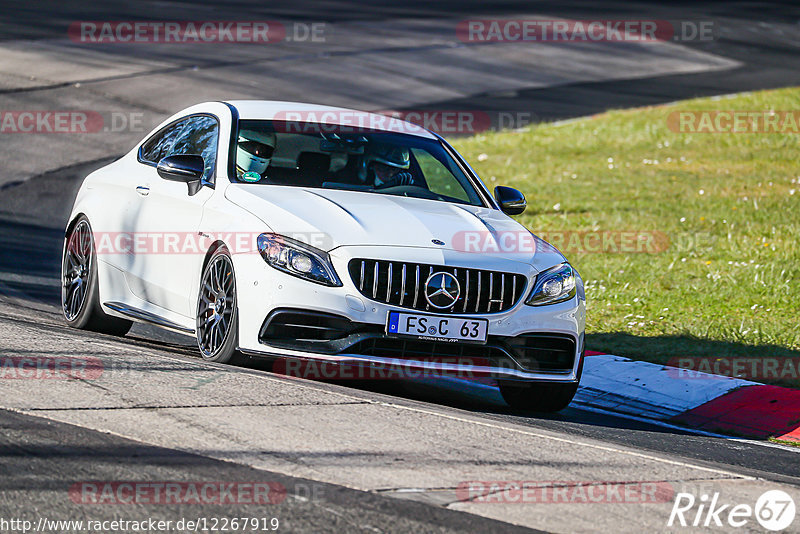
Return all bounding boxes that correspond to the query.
[669,490,796,531]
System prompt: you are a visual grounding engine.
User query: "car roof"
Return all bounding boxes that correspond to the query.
[225,100,437,140]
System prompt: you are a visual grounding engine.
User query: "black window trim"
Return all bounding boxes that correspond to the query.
[137,112,221,189]
[221,102,241,183]
[224,117,493,209]
[431,131,499,210]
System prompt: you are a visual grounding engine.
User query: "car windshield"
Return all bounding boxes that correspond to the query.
[232,119,485,207]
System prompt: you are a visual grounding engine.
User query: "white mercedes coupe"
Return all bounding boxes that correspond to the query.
[62,101,586,411]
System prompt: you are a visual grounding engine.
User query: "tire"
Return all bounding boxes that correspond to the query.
[196,247,243,364]
[62,216,133,336]
[498,381,579,412]
[499,349,585,412]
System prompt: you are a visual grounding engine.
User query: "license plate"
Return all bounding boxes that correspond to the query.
[386,311,488,344]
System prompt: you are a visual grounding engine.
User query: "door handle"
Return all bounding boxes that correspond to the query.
[136,186,150,196]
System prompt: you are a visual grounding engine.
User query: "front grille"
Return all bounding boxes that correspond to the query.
[504,334,576,373]
[348,259,527,314]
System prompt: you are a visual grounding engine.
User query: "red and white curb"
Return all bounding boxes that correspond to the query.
[415,351,800,444]
[577,352,800,443]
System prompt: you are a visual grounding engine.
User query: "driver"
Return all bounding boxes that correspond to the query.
[236,130,276,181]
[362,143,418,188]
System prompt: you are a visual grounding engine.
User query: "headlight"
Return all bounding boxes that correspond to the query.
[525,263,577,306]
[257,233,341,287]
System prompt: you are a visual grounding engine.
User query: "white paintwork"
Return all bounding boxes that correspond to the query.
[66,100,585,382]
[225,185,567,269]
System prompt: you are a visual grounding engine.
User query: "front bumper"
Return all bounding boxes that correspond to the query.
[233,246,586,383]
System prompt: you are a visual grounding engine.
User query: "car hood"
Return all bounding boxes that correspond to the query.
[225,185,566,271]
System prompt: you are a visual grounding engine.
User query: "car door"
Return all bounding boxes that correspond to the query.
[131,115,219,318]
[93,119,187,279]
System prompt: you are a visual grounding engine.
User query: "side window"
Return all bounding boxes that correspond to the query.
[139,120,188,164]
[166,116,219,181]
[412,149,471,203]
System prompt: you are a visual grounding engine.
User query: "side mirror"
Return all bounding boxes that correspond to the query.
[157,155,205,195]
[494,186,527,215]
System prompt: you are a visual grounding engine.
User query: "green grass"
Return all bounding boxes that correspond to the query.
[769,437,800,448]
[451,87,800,387]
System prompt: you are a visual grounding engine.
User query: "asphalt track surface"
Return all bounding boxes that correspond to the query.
[1,1,800,532]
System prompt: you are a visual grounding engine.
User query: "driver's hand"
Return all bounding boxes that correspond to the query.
[378,172,416,188]
[395,172,415,185]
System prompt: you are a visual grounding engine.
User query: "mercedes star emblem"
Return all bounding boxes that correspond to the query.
[424,272,461,309]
